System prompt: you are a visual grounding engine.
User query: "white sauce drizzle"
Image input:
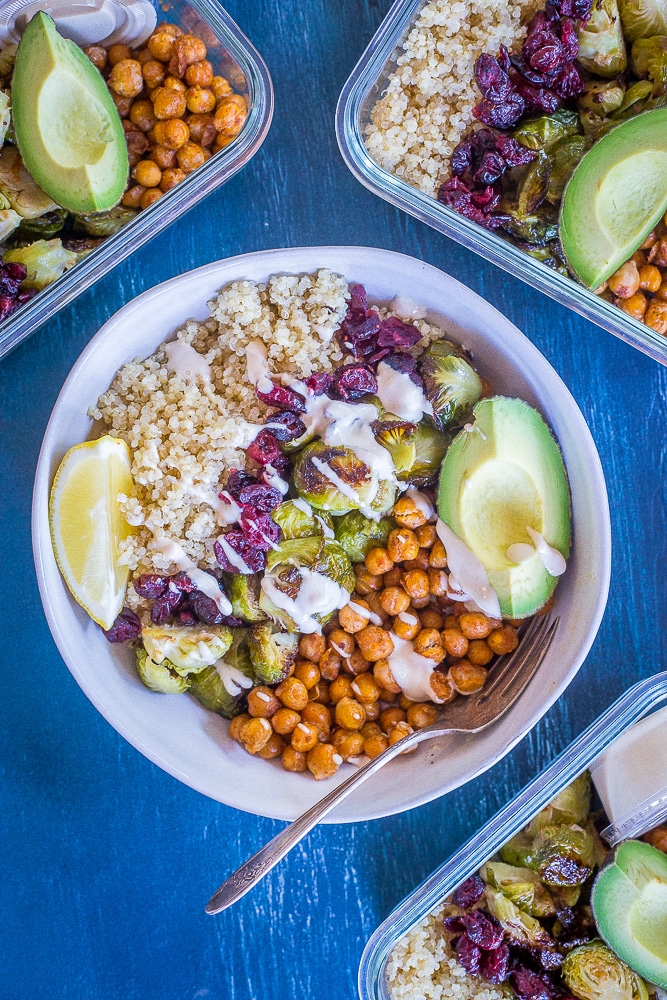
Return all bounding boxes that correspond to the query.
[151,537,232,615]
[179,476,241,527]
[164,340,211,383]
[291,497,313,515]
[348,600,382,626]
[397,611,419,626]
[526,526,567,577]
[376,362,433,423]
[435,519,502,620]
[263,464,290,496]
[226,419,287,449]
[506,542,535,565]
[260,568,351,634]
[464,422,487,440]
[314,514,335,538]
[216,662,254,697]
[311,455,379,520]
[405,487,434,520]
[388,295,428,320]
[388,633,445,704]
[216,534,253,575]
[245,339,273,394]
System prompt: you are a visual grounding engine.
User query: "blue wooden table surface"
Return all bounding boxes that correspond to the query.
[2,1,667,997]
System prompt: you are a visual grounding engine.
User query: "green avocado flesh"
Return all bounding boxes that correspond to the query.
[437,396,571,619]
[12,12,128,214]
[560,109,667,289]
[592,840,667,988]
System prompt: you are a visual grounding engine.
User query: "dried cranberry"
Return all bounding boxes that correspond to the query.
[380,351,424,387]
[460,910,504,950]
[472,150,506,185]
[513,78,561,113]
[0,295,18,321]
[103,607,142,643]
[247,429,283,466]
[497,44,511,72]
[175,608,198,626]
[132,574,169,599]
[331,362,378,400]
[262,454,292,481]
[495,134,537,167]
[452,875,486,908]
[225,469,257,499]
[377,315,422,349]
[456,934,481,975]
[214,531,267,573]
[256,380,306,413]
[188,589,227,625]
[337,308,383,358]
[366,346,394,366]
[511,966,556,1000]
[304,372,333,396]
[480,943,511,984]
[0,271,22,297]
[266,410,306,442]
[2,261,26,281]
[348,284,368,311]
[150,583,184,624]
[239,508,283,550]
[236,483,282,512]
[172,572,196,592]
[475,52,513,102]
[451,140,475,177]
[550,60,585,98]
[443,915,466,935]
[537,947,563,971]
[472,92,526,128]
[470,184,502,212]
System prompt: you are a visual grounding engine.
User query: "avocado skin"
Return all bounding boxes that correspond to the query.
[12,13,128,214]
[592,839,667,988]
[560,108,667,289]
[437,396,571,619]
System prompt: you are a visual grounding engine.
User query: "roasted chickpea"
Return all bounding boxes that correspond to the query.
[160,167,186,192]
[365,591,391,626]
[148,31,176,61]
[645,299,667,334]
[608,260,640,298]
[459,612,495,640]
[108,43,132,66]
[185,86,216,114]
[238,716,273,754]
[129,99,157,132]
[487,625,519,655]
[655,279,667,302]
[122,184,146,208]
[338,600,371,633]
[392,494,429,529]
[329,675,354,703]
[307,743,342,780]
[294,659,321,690]
[133,159,162,188]
[360,721,382,740]
[298,632,326,663]
[112,92,133,116]
[428,540,447,568]
[84,45,107,71]
[650,237,667,268]
[272,707,300,736]
[413,628,446,664]
[373,658,401,695]
[328,629,355,657]
[403,549,431,571]
[467,639,494,666]
[150,144,178,169]
[428,568,448,597]
[639,264,662,293]
[213,93,247,136]
[108,59,143,98]
[308,681,331,704]
[441,627,469,657]
[365,547,394,576]
[125,128,149,166]
[163,75,187,92]
[185,113,217,146]
[351,673,380,704]
[344,649,372,676]
[176,140,206,172]
[211,75,233,101]
[281,745,307,772]
[140,188,163,209]
[356,625,394,662]
[379,585,410,616]
[401,569,430,602]
[420,608,444,630]
[619,292,648,320]
[449,660,488,695]
[430,670,456,703]
[300,702,332,741]
[387,528,419,563]
[380,706,406,733]
[364,732,389,759]
[275,676,309,711]
[142,59,166,89]
[354,563,383,594]
[291,721,319,753]
[185,59,214,87]
[332,728,364,760]
[335,696,366,730]
[228,712,251,742]
[365,700,380,722]
[169,34,208,78]
[318,647,341,681]
[155,21,183,36]
[247,685,281,718]
[406,703,438,729]
[257,733,285,760]
[416,524,437,548]
[152,87,187,119]
[393,611,421,640]
[388,721,416,749]
[152,119,188,150]
[383,566,403,588]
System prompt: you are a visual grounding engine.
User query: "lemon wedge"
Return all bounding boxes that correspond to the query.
[49,435,136,630]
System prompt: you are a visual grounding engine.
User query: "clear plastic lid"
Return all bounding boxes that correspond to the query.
[0,0,157,47]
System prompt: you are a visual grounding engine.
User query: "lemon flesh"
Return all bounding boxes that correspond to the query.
[49,435,135,630]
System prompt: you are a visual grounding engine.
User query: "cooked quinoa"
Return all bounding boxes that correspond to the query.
[386,904,509,1000]
[365,0,541,197]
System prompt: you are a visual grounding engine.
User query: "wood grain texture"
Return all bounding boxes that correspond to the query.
[2,0,667,997]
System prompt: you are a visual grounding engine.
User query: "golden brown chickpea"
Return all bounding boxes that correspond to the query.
[428,540,447,568]
[125,129,149,166]
[142,59,166,89]
[238,716,273,753]
[122,184,146,208]
[344,649,372,676]
[307,743,343,780]
[413,628,446,664]
[360,721,383,740]
[153,117,189,149]
[608,260,640,298]
[379,585,410,616]
[257,733,285,760]
[430,670,456,703]
[630,249,647,267]
[354,563,383,594]
[108,43,132,66]
[365,700,380,722]
[185,113,217,147]
[428,568,448,597]
[133,159,162,188]
[155,21,183,36]
[338,600,371,633]
[152,87,187,119]
[247,685,281,718]
[645,300,667,334]
[332,728,364,760]
[387,528,419,563]
[403,550,431,572]
[467,639,494,667]
[160,167,186,192]
[275,676,309,711]
[420,608,444,630]
[401,569,430,602]
[150,145,178,169]
[328,629,355,656]
[639,264,662,293]
[298,632,326,663]
[459,612,495,640]
[380,706,406,733]
[129,99,157,132]
[140,188,163,209]
[318,647,341,681]
[112,92,133,116]
[290,721,319,753]
[213,93,248,136]
[441,627,469,658]
[655,280,667,302]
[351,673,380,704]
[619,292,648,320]
[644,824,667,853]
[329,675,354,703]
[148,30,177,62]
[163,75,187,92]
[281,745,307,772]
[294,659,320,690]
[388,721,416,749]
[392,494,429,529]
[650,237,667,268]
[272,707,300,736]
[365,547,394,576]
[185,59,214,87]
[641,228,659,249]
[393,611,421,640]
[185,86,216,114]
[108,59,143,98]
[228,712,251,742]
[176,140,206,172]
[308,680,331,704]
[364,732,389,759]
[335,696,366,730]
[487,625,519,655]
[383,566,403,588]
[356,625,394,662]
[406,703,438,729]
[449,660,488,695]
[84,45,107,71]
[211,75,233,101]
[416,524,437,548]
[300,702,332,741]
[365,591,391,626]
[373,658,401,695]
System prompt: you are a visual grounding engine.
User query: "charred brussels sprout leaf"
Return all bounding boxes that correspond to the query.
[373,419,418,478]
[189,629,255,718]
[512,109,581,151]
[259,536,354,632]
[529,824,596,887]
[562,940,650,1000]
[546,136,591,203]
[499,205,560,246]
[271,499,334,540]
[16,208,68,239]
[484,887,556,949]
[578,0,627,76]
[619,0,667,43]
[248,622,299,685]
[4,238,77,289]
[578,79,626,116]
[369,477,396,515]
[136,648,190,693]
[73,205,138,236]
[527,773,591,834]
[481,862,556,918]
[0,146,58,218]
[228,573,268,623]
[419,342,483,430]
[141,624,233,674]
[373,418,450,485]
[631,34,667,91]
[518,150,551,216]
[188,664,243,718]
[292,440,382,514]
[500,829,536,868]
[334,510,393,562]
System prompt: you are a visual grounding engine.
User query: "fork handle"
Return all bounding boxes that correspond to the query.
[205,727,440,914]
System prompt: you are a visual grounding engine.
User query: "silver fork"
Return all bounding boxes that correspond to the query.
[205,613,559,914]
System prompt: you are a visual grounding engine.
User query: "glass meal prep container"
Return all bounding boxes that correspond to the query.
[336,0,667,368]
[359,670,667,1000]
[0,0,273,361]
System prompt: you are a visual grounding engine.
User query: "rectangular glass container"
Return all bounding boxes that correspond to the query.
[336,0,667,367]
[359,670,667,1000]
[0,0,272,360]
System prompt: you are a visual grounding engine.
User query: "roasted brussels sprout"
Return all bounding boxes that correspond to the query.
[3,238,77,289]
[0,91,9,148]
[500,205,560,245]
[518,149,552,215]
[512,109,581,151]
[292,440,386,516]
[141,623,233,674]
[368,477,396,515]
[135,648,190,693]
[0,208,20,242]
[529,824,597,887]
[578,0,627,76]
[0,46,16,84]
[247,621,299,685]
[619,0,667,43]
[259,536,354,632]
[500,829,536,868]
[485,887,556,949]
[527,773,592,833]
[17,208,68,240]
[334,509,393,562]
[632,34,667,90]
[372,418,418,478]
[481,862,556,918]
[72,206,138,237]
[419,341,483,430]
[545,136,591,203]
[0,146,58,218]
[562,940,649,1000]
[373,417,450,485]
[228,573,268,623]
[189,629,255,718]
[271,499,334,540]
[578,79,626,116]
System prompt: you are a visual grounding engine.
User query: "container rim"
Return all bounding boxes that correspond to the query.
[358,671,667,1000]
[335,0,667,368]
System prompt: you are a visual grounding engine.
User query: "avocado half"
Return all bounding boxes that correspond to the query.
[592,839,667,988]
[560,108,667,289]
[437,396,571,619]
[12,12,128,214]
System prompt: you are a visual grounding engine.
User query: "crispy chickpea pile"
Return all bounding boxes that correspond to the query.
[599,215,667,335]
[230,490,521,780]
[84,23,248,212]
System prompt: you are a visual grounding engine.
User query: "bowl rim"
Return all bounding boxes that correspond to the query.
[31,244,612,822]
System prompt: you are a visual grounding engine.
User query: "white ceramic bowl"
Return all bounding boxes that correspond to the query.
[32,246,611,822]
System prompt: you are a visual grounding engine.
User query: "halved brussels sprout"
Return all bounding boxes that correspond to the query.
[529,823,597,887]
[248,622,299,685]
[578,79,626,116]
[545,136,591,204]
[632,34,667,90]
[73,206,138,237]
[562,940,649,1000]
[500,205,560,246]
[292,440,382,515]
[484,887,556,949]
[527,773,592,833]
[578,0,627,76]
[419,341,483,431]
[17,208,68,240]
[228,573,268,623]
[189,629,255,718]
[136,648,190,693]
[369,477,396,515]
[512,109,581,151]
[619,0,667,43]
[481,861,556,918]
[0,146,58,218]
[334,510,393,563]
[4,238,77,289]
[271,499,334,540]
[141,623,233,674]
[373,418,418,478]
[499,829,535,868]
[259,536,354,632]
[373,417,450,485]
[518,150,552,215]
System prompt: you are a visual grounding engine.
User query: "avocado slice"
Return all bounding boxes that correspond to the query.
[560,108,667,289]
[437,396,571,619]
[12,12,128,214]
[592,839,667,988]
